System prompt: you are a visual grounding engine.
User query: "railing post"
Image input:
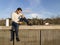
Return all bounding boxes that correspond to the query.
[40,30,41,45]
[13,29,15,45]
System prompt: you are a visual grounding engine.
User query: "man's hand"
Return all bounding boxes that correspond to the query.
[19,22,23,24]
[18,22,23,24]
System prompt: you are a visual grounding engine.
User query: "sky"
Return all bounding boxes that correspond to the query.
[0,0,60,19]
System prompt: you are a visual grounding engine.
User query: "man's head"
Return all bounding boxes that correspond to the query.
[16,7,22,14]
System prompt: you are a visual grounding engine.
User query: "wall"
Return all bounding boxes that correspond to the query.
[0,25,60,45]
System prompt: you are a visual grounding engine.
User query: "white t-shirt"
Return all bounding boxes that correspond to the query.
[11,12,23,23]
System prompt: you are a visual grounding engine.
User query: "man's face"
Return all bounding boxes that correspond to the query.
[17,10,22,14]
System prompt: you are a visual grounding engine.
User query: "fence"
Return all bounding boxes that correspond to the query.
[0,25,60,45]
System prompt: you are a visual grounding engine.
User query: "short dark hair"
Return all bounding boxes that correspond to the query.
[17,8,22,11]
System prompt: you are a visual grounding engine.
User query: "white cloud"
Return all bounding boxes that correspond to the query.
[28,0,41,7]
[24,10,60,19]
[28,13,40,19]
[23,8,32,13]
[38,10,59,19]
[25,10,55,19]
[27,10,57,19]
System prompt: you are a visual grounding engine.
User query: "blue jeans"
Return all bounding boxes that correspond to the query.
[11,21,19,39]
[19,17,29,24]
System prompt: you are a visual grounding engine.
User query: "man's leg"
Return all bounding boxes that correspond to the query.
[20,17,29,24]
[20,17,32,25]
[15,24,20,41]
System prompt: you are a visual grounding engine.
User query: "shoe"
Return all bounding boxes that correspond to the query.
[16,38,20,42]
[10,39,13,41]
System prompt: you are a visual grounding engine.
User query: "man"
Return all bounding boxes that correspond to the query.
[10,8,32,42]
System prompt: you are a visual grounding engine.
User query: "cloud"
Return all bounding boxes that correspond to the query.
[27,10,59,19]
[38,10,59,19]
[28,13,40,19]
[28,0,41,7]
[31,13,39,18]
[23,8,32,13]
[25,10,56,19]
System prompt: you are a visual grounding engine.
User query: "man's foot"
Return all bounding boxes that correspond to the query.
[10,39,13,41]
[16,38,20,42]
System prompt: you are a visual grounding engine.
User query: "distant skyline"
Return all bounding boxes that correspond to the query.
[0,0,60,19]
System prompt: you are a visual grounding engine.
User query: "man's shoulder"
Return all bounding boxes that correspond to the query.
[12,12,16,14]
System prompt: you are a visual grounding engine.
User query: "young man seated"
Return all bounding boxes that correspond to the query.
[10,7,32,42]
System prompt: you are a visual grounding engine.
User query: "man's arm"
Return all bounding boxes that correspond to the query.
[19,13,25,19]
[20,14,25,18]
